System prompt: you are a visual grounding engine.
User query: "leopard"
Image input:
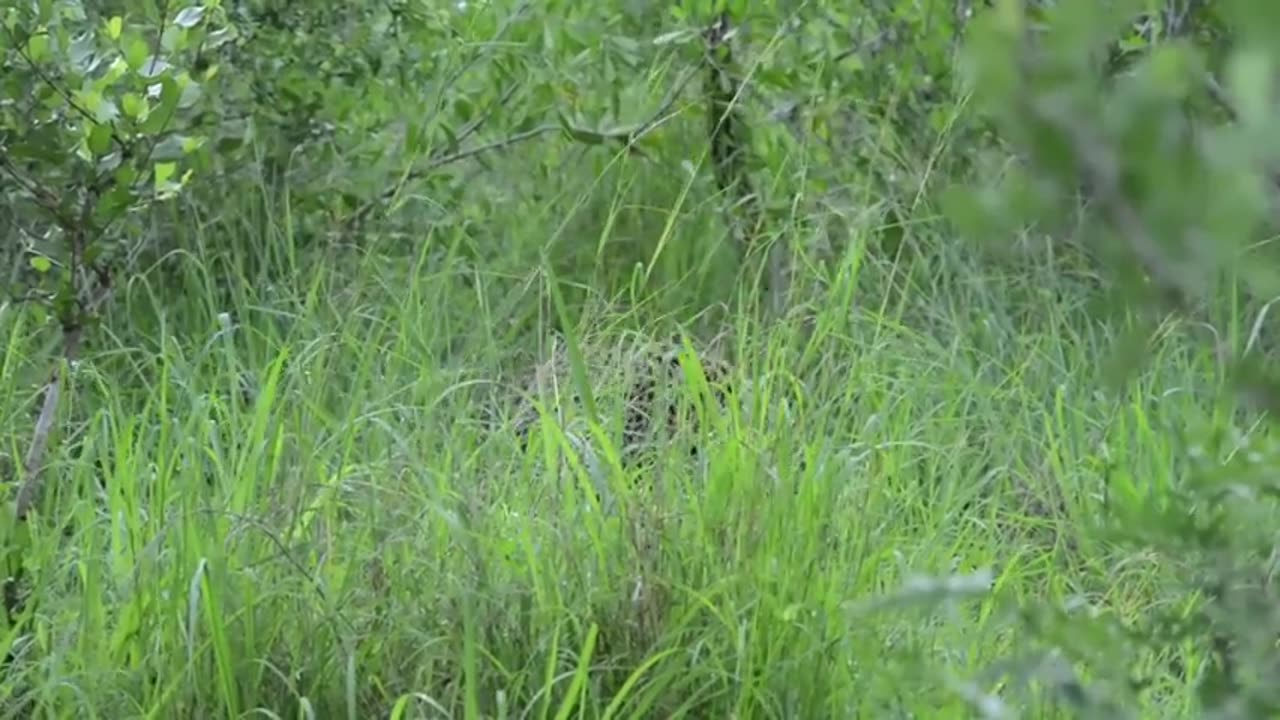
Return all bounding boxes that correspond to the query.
[496,331,734,468]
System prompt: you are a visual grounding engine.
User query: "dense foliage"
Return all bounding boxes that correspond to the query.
[4,0,1280,716]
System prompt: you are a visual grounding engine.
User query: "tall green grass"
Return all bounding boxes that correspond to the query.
[0,128,1257,719]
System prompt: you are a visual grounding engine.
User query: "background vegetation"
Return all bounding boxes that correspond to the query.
[3,0,1280,717]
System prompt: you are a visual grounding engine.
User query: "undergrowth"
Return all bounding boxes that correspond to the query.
[0,174,1249,717]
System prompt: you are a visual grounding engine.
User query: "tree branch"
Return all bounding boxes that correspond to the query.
[341,62,702,231]
[13,271,112,521]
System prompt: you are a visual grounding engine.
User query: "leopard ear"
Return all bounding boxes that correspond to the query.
[663,345,684,369]
[664,327,690,351]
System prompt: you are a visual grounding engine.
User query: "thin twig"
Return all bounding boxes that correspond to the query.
[448,83,523,155]
[425,123,562,171]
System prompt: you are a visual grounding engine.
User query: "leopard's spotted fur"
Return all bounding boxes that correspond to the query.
[501,332,733,464]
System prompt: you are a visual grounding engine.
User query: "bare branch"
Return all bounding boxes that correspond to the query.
[15,326,79,521]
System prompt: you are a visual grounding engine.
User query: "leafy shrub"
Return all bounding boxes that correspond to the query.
[949,0,1280,715]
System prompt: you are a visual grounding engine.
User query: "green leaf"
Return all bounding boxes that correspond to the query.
[88,123,113,156]
[160,24,184,52]
[9,121,67,164]
[106,16,123,40]
[61,2,88,22]
[103,56,128,85]
[174,6,206,29]
[26,32,50,62]
[124,36,149,69]
[121,93,147,120]
[154,161,176,188]
[75,87,104,116]
[178,76,202,108]
[454,97,473,122]
[206,26,237,50]
[140,55,172,78]
[141,77,181,133]
[151,134,205,160]
[95,185,137,224]
[150,135,186,160]
[29,256,52,273]
[652,28,696,46]
[152,162,191,200]
[69,33,97,72]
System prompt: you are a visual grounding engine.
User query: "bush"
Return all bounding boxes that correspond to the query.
[949,0,1280,714]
